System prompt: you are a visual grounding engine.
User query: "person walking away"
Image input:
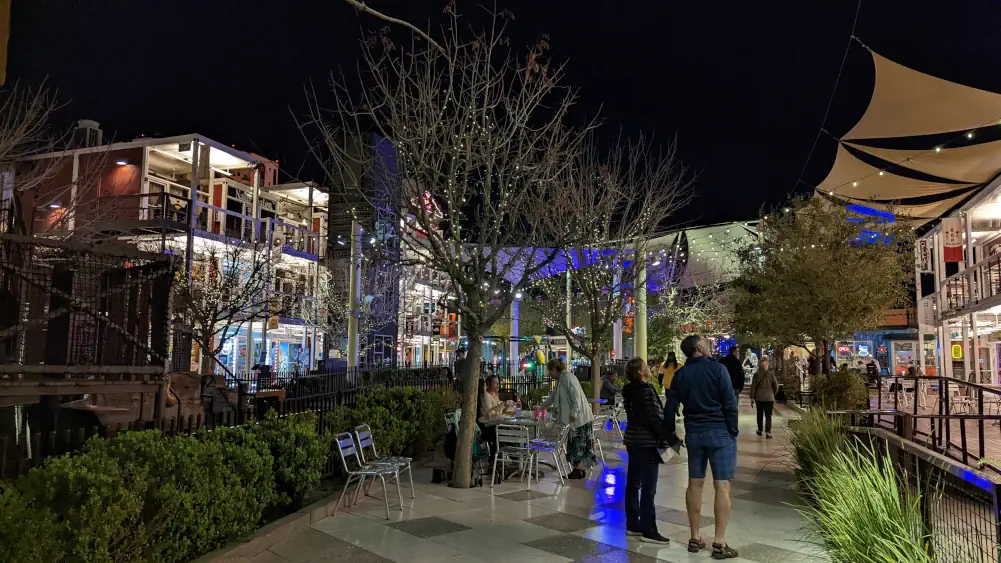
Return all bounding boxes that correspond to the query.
[661,352,681,389]
[720,346,744,400]
[600,369,619,403]
[621,357,672,544]
[749,357,778,438]
[540,358,595,479]
[665,335,740,559]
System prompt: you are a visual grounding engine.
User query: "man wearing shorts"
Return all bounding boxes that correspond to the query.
[665,335,739,560]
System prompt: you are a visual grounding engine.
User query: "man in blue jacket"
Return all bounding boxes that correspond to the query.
[665,334,740,560]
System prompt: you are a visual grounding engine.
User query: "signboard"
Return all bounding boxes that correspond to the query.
[952,344,963,359]
[918,297,935,327]
[856,343,871,357]
[941,217,963,262]
[916,239,933,272]
[836,345,852,358]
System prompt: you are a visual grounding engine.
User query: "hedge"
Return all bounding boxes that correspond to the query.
[0,412,326,563]
[0,387,459,562]
[325,386,461,459]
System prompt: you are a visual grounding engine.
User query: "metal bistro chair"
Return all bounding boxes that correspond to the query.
[529,422,572,484]
[333,432,401,520]
[492,424,536,489]
[591,415,608,465]
[355,424,415,500]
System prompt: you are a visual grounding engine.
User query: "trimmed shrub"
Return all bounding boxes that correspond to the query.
[325,386,461,460]
[813,368,868,410]
[0,483,60,563]
[246,411,330,508]
[17,442,150,562]
[83,430,275,562]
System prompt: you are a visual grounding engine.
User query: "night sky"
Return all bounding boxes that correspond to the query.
[9,1,1001,226]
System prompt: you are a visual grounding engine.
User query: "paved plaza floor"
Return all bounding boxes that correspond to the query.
[248,402,828,562]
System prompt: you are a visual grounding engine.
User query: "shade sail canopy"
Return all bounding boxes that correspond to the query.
[819,144,974,201]
[844,140,1001,185]
[818,50,1001,225]
[845,53,1001,141]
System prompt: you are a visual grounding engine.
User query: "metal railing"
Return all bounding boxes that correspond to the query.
[851,426,1001,562]
[940,251,1001,318]
[862,376,1001,467]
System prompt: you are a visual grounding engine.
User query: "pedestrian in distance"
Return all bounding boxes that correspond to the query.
[622,357,674,545]
[665,335,740,560]
[749,357,778,438]
[719,346,744,401]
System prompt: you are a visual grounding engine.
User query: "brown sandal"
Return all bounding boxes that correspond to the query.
[688,538,705,553]
[711,542,739,559]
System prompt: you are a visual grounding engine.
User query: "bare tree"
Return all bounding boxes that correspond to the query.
[300,4,593,487]
[172,241,297,377]
[304,252,404,359]
[648,277,735,360]
[528,136,690,409]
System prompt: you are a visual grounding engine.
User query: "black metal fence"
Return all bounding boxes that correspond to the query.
[853,426,1001,563]
[0,233,176,370]
[1,361,562,478]
[868,376,1001,468]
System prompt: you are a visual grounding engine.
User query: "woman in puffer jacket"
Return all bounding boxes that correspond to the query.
[621,357,671,545]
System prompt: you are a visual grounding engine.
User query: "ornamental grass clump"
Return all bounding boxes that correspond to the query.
[798,442,930,563]
[788,408,850,489]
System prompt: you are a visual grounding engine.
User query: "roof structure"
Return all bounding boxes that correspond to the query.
[818,51,1001,225]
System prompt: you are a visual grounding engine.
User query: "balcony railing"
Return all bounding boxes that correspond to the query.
[72,192,325,260]
[939,251,1001,318]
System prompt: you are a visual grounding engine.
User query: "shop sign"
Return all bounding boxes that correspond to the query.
[856,343,871,357]
[837,345,852,357]
[916,239,933,272]
[952,344,963,359]
[941,217,963,262]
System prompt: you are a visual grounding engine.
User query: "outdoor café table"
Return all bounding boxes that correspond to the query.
[479,415,553,477]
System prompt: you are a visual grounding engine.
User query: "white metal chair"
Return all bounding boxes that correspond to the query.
[333,432,400,520]
[529,422,571,484]
[591,415,608,465]
[492,424,536,489]
[355,424,414,499]
[946,387,975,414]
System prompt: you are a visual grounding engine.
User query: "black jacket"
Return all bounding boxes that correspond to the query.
[622,381,665,450]
[720,353,744,393]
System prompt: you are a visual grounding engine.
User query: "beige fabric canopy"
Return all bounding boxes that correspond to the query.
[817,51,1001,225]
[844,141,1001,185]
[819,144,973,200]
[845,53,1001,141]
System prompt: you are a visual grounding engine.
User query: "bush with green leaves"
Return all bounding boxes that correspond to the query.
[243,411,330,508]
[0,482,60,563]
[798,441,930,562]
[813,368,868,410]
[82,430,275,562]
[16,440,150,562]
[325,386,461,460]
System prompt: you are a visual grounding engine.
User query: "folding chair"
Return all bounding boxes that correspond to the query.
[591,415,608,465]
[529,422,572,484]
[355,424,414,499]
[333,432,400,520]
[492,424,536,489]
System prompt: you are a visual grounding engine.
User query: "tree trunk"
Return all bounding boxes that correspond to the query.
[821,338,831,375]
[451,329,481,489]
[590,350,602,415]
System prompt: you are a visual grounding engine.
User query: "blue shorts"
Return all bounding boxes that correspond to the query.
[686,429,737,480]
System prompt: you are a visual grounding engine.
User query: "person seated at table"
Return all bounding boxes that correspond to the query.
[540,358,595,479]
[600,370,619,403]
[480,375,514,418]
